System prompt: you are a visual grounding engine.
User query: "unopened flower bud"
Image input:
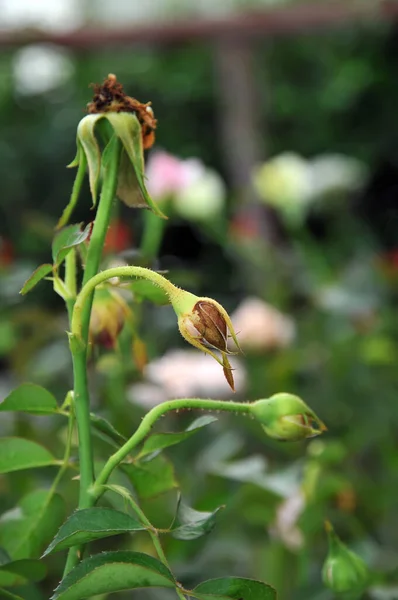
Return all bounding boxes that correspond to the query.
[250,393,326,441]
[322,521,369,599]
[171,290,240,391]
[89,288,130,349]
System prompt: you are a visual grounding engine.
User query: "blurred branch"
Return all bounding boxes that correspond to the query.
[0,2,397,49]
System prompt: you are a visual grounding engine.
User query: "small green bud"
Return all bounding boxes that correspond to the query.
[322,522,369,599]
[250,393,326,441]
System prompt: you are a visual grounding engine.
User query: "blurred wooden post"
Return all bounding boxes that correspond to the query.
[213,38,277,241]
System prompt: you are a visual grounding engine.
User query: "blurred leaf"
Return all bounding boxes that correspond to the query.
[172,499,224,541]
[0,559,47,587]
[51,551,176,599]
[138,415,218,459]
[52,223,91,267]
[0,438,57,474]
[19,264,52,295]
[122,455,178,499]
[90,413,127,448]
[0,384,58,415]
[131,279,169,305]
[0,589,25,599]
[194,577,277,599]
[43,508,145,556]
[0,491,65,559]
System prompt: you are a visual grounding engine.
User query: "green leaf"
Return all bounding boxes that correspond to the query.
[90,413,127,448]
[105,112,166,219]
[43,508,145,556]
[194,577,277,599]
[0,491,65,559]
[131,279,170,306]
[0,559,47,587]
[52,223,92,267]
[51,551,176,599]
[122,455,178,499]
[139,416,218,459]
[56,149,87,229]
[76,115,102,205]
[0,384,58,415]
[172,500,224,541]
[19,264,53,295]
[0,438,57,474]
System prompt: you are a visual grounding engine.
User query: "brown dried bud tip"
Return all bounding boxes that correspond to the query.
[192,300,228,352]
[87,73,157,149]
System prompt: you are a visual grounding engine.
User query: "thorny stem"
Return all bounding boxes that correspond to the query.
[92,398,251,499]
[66,137,122,573]
[71,265,184,342]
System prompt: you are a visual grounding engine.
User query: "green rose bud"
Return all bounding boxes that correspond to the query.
[322,521,369,599]
[250,393,326,441]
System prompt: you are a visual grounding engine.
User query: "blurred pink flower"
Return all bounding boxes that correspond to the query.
[270,490,305,551]
[128,349,246,408]
[145,151,186,200]
[231,297,295,352]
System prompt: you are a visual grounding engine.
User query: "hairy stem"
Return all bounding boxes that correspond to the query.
[92,398,251,499]
[71,265,186,342]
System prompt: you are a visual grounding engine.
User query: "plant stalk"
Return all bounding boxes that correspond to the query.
[92,397,251,499]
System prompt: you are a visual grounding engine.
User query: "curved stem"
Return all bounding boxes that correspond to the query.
[71,265,187,341]
[92,398,251,499]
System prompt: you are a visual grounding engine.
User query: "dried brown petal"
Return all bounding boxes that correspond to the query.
[222,353,235,392]
[193,300,228,351]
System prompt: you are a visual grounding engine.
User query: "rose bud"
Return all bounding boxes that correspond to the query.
[322,521,369,599]
[171,290,240,391]
[250,393,326,441]
[89,288,131,349]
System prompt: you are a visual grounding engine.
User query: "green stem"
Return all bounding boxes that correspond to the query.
[92,398,251,498]
[71,265,186,342]
[56,152,87,229]
[66,137,122,573]
[65,248,77,321]
[140,209,166,263]
[105,485,186,599]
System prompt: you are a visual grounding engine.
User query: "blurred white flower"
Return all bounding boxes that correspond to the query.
[270,490,305,551]
[145,151,226,221]
[252,152,368,224]
[253,153,313,223]
[13,44,74,96]
[128,349,245,408]
[231,297,295,352]
[309,154,368,199]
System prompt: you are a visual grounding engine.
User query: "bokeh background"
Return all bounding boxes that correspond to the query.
[1,1,398,599]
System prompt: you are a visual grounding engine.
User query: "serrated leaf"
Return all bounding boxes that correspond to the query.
[194,577,277,599]
[105,112,166,218]
[43,508,145,556]
[19,264,53,295]
[90,413,127,448]
[0,438,57,474]
[122,455,178,499]
[139,416,217,459]
[172,500,224,541]
[131,279,170,306]
[0,559,47,587]
[0,384,58,415]
[52,223,92,267]
[51,551,176,599]
[0,491,65,560]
